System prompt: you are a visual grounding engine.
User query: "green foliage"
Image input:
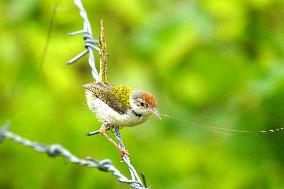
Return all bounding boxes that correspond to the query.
[1,0,284,188]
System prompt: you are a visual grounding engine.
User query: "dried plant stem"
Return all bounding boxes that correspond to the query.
[98,19,108,84]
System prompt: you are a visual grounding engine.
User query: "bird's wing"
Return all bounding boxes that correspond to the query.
[83,82,128,114]
[110,85,133,109]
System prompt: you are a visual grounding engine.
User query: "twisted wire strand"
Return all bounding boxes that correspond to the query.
[114,128,143,184]
[0,123,146,189]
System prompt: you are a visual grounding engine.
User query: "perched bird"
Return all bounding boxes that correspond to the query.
[82,19,160,157]
[83,82,160,156]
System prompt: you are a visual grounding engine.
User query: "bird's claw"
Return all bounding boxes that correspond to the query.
[119,147,129,158]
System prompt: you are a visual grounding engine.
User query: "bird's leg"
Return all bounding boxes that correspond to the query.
[99,127,129,157]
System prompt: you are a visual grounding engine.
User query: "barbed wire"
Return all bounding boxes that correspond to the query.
[67,0,147,188]
[0,122,146,189]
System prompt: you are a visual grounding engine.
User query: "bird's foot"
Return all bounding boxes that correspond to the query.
[119,147,129,158]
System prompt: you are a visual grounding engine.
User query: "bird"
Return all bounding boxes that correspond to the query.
[83,82,160,156]
[81,19,160,157]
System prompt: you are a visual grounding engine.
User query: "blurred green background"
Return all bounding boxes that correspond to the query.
[1,0,284,188]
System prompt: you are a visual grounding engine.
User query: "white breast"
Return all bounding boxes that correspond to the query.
[85,90,150,127]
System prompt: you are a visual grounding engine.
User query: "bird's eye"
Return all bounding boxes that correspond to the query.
[138,102,149,108]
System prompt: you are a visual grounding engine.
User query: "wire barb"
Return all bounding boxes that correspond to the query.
[141,172,148,188]
[67,0,100,82]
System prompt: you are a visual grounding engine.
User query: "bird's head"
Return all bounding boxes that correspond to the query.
[130,90,161,119]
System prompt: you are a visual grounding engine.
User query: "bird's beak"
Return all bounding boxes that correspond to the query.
[150,108,161,119]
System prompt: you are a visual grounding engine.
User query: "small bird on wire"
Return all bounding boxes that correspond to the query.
[84,19,160,157]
